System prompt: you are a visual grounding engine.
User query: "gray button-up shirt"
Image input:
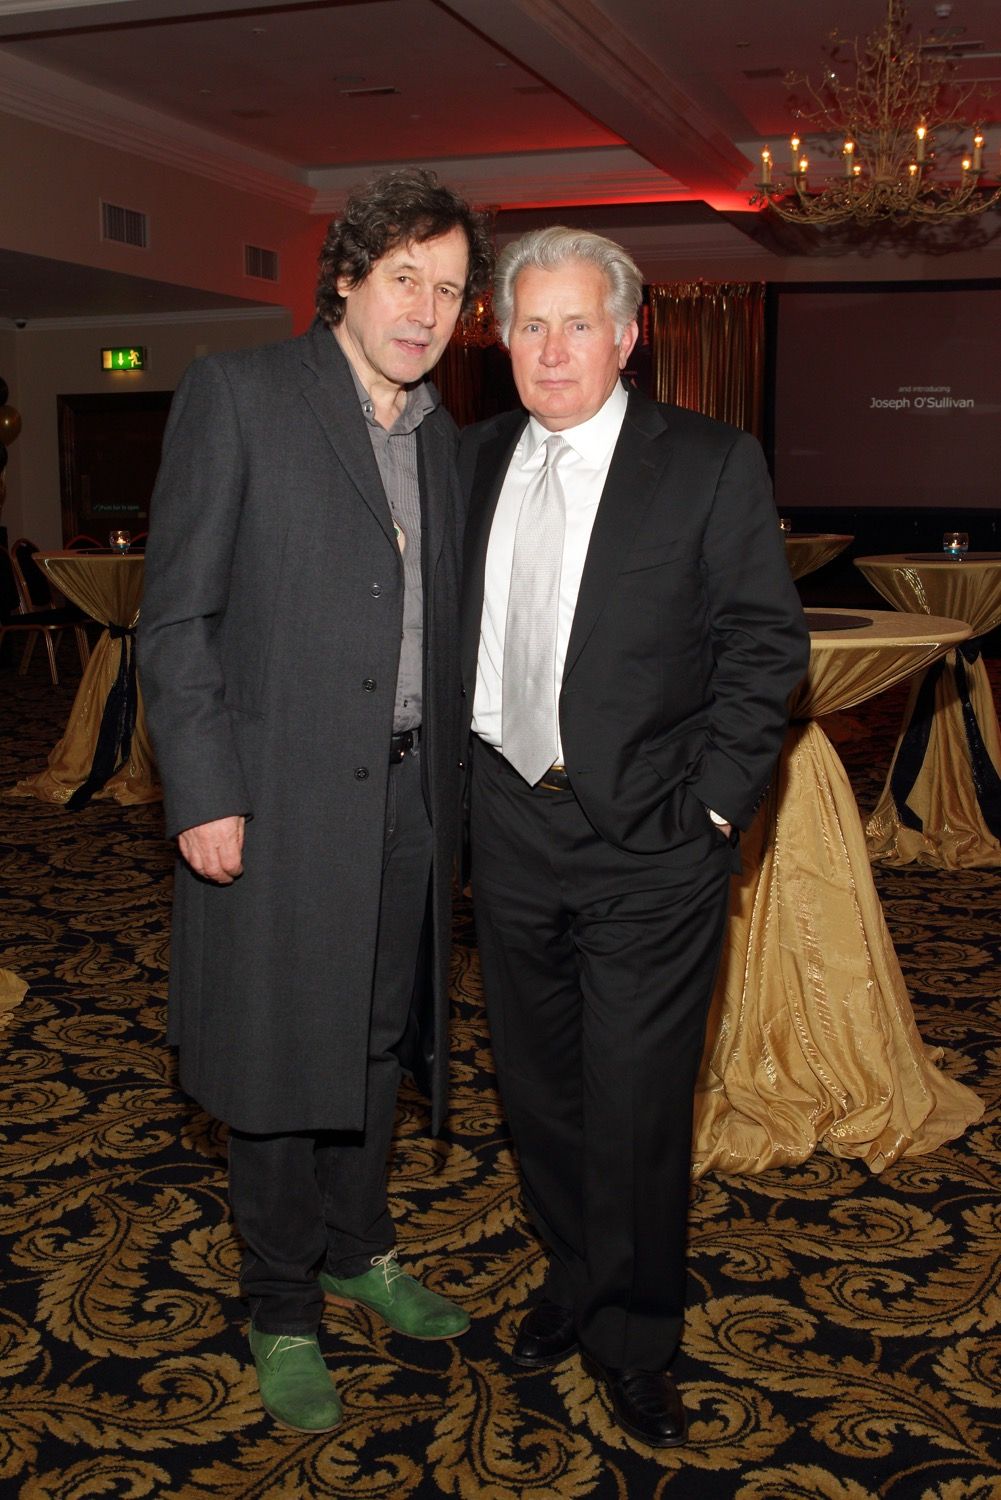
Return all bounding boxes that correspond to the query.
[351,368,436,733]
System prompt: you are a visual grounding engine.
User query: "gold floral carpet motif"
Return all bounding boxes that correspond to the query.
[1,658,999,1499]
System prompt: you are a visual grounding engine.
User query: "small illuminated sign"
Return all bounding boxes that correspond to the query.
[101,346,147,371]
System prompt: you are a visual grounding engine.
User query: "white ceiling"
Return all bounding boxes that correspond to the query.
[2,0,1001,315]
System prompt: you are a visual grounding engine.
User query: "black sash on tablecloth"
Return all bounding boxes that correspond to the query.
[66,624,138,811]
[890,638,1001,840]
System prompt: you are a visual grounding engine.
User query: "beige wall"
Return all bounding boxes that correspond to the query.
[2,310,291,547]
[0,108,321,319]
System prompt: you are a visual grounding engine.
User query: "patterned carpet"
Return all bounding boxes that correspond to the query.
[1,648,999,1500]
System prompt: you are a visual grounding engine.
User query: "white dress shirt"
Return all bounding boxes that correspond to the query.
[472,381,628,762]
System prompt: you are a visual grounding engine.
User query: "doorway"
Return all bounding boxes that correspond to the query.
[58,391,173,543]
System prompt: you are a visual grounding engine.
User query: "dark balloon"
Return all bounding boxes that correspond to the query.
[0,406,21,443]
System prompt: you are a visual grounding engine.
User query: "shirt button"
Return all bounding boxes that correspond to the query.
[354,766,369,780]
[362,678,376,692]
[371,583,382,597]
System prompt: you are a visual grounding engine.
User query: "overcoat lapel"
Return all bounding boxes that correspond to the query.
[562,392,671,683]
[298,324,398,550]
[416,399,450,581]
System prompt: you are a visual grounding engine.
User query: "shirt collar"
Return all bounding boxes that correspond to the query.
[525,378,628,465]
[345,358,438,435]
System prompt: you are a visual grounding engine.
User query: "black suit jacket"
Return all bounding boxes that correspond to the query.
[459,388,810,855]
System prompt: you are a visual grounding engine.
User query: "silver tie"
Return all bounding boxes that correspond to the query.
[502,434,568,785]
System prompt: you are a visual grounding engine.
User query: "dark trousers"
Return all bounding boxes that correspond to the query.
[471,742,732,1371]
[229,748,432,1335]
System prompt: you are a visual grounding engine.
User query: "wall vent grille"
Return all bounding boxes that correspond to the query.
[101,201,148,248]
[245,244,280,281]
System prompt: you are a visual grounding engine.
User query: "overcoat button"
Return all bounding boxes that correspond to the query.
[354,767,369,780]
[370,583,382,597]
[362,678,376,691]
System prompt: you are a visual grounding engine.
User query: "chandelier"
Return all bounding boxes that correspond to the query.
[751,0,1001,226]
[457,291,498,348]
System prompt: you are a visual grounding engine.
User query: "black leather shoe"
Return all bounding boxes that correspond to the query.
[511,1300,578,1368]
[581,1351,688,1448]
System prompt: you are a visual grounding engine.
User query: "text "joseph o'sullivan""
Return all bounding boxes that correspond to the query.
[869,396,974,409]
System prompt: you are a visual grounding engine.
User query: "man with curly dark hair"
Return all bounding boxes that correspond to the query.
[139,168,491,1433]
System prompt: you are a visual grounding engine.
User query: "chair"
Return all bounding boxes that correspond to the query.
[0,545,90,686]
[64,534,102,550]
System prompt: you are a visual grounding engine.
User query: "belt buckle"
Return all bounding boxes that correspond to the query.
[390,728,417,763]
[539,763,569,792]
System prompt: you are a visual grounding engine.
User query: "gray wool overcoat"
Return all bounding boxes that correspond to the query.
[138,322,465,1135]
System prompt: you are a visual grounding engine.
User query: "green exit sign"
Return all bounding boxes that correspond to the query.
[101,346,147,371]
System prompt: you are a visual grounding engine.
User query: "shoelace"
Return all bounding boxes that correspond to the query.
[265,1335,314,1363]
[371,1250,403,1291]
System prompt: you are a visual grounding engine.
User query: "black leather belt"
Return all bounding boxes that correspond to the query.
[477,739,571,791]
[389,727,420,762]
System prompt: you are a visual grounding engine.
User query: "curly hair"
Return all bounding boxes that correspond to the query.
[316,167,493,328]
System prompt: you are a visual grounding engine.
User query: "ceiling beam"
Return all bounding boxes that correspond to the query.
[435,0,752,194]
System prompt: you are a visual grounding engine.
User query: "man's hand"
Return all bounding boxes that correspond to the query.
[707,808,733,840]
[178,815,246,884]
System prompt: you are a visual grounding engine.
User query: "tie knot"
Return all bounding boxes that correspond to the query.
[543,434,567,466]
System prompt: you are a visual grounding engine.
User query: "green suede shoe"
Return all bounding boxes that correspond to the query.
[319,1251,470,1340]
[248,1325,343,1433]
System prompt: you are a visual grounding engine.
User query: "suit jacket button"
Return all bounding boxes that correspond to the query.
[370,583,382,597]
[354,766,369,780]
[362,678,376,692]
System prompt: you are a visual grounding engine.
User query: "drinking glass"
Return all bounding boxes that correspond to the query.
[109,529,132,554]
[778,517,792,534]
[942,531,969,560]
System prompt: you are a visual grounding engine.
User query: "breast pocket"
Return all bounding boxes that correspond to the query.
[618,539,687,575]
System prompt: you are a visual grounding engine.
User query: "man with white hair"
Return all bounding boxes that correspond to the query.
[459,227,807,1447]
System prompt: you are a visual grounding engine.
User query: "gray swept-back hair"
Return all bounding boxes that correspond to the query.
[493,226,643,344]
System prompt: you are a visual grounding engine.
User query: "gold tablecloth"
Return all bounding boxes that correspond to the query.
[854,553,1001,868]
[694,609,983,1176]
[9,553,159,806]
[784,533,854,581]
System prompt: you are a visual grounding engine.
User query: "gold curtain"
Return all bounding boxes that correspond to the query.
[649,281,764,437]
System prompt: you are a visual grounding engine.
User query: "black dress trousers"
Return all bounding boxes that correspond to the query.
[471,741,732,1371]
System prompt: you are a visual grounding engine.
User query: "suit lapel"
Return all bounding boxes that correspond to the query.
[416,403,449,581]
[562,392,671,682]
[459,415,526,690]
[298,323,397,549]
